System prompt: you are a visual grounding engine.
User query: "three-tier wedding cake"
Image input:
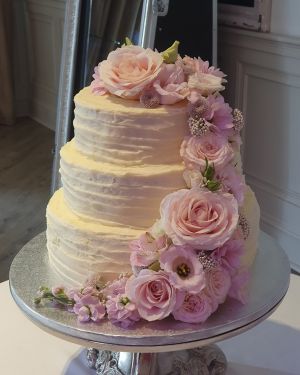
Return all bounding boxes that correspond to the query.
[45,41,260,326]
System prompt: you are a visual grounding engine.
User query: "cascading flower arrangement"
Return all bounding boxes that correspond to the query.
[35,40,251,327]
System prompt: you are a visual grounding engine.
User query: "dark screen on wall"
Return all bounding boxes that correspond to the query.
[154,0,213,63]
[219,0,255,6]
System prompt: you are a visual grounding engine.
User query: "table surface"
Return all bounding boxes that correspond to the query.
[1,274,300,375]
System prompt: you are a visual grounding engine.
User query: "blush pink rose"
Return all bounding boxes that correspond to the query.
[205,266,231,307]
[160,188,239,250]
[160,245,206,294]
[215,164,246,206]
[152,62,189,104]
[125,270,183,321]
[180,133,234,171]
[90,66,108,95]
[95,45,163,99]
[173,291,215,323]
[129,232,169,268]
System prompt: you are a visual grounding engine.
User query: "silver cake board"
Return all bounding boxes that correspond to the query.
[9,232,290,374]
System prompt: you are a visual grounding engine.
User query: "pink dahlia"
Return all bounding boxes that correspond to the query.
[160,245,206,294]
[181,56,226,78]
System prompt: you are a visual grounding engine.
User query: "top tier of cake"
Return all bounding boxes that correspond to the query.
[73,87,188,166]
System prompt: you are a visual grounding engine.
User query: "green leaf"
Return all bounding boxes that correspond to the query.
[206,180,221,192]
[148,261,161,272]
[125,37,133,45]
[161,41,180,64]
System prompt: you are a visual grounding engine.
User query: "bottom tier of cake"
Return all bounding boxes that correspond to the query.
[47,187,260,287]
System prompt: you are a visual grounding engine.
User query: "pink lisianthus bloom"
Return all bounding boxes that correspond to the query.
[102,276,128,299]
[160,245,206,294]
[90,66,108,95]
[129,232,169,268]
[173,291,215,323]
[180,133,234,172]
[205,266,231,307]
[228,267,250,304]
[181,56,226,78]
[106,294,140,328]
[125,270,184,321]
[93,45,163,99]
[215,164,246,206]
[73,294,106,323]
[212,237,245,276]
[152,62,189,104]
[160,187,239,250]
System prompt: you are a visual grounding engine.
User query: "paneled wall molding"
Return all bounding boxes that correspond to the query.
[247,173,300,209]
[219,27,300,268]
[220,26,300,59]
[25,0,66,130]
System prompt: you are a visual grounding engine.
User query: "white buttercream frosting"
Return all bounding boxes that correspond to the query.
[46,87,260,286]
[47,185,260,286]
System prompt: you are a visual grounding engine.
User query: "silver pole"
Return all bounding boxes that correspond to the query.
[51,0,82,194]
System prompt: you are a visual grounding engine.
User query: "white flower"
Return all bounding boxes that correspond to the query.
[188,73,225,96]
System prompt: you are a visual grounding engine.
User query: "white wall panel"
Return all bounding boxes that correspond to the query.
[219,27,300,268]
[25,0,66,130]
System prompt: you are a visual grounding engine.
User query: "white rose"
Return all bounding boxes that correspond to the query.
[188,72,225,96]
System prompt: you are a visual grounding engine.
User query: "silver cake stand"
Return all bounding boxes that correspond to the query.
[9,232,290,374]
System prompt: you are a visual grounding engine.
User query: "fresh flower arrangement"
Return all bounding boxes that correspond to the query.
[35,40,250,328]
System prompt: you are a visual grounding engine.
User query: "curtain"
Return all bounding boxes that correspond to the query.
[0,0,15,125]
[86,0,142,83]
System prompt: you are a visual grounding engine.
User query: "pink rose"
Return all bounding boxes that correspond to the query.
[181,56,226,78]
[90,66,107,95]
[129,232,169,268]
[160,188,239,250]
[205,266,231,306]
[180,134,234,171]
[95,45,163,99]
[152,62,189,104]
[215,164,246,205]
[160,245,206,294]
[125,270,183,321]
[173,291,215,323]
[212,237,245,275]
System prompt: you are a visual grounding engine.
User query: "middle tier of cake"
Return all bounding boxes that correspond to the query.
[60,140,187,228]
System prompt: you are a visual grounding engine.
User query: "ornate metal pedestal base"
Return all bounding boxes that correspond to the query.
[86,345,227,374]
